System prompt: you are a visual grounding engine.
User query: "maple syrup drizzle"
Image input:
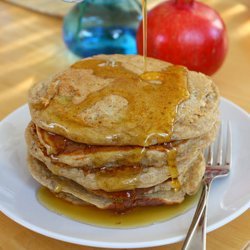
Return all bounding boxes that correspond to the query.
[37,60,189,192]
[142,0,148,71]
[37,187,201,228]
[35,30,190,205]
[70,60,189,146]
[167,146,181,191]
[31,0,192,222]
[95,165,142,192]
[36,123,179,192]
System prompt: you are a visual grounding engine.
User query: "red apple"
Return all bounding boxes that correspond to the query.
[137,0,228,75]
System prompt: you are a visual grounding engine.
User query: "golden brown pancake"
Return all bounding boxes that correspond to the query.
[28,54,219,146]
[28,155,204,210]
[33,122,218,169]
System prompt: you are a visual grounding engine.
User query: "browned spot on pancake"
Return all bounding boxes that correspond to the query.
[89,181,178,211]
[107,199,172,212]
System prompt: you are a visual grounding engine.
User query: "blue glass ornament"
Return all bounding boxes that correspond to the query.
[63,0,141,57]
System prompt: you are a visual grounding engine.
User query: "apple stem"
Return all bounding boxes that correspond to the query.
[175,0,194,5]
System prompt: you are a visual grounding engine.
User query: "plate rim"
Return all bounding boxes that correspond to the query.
[0,97,250,248]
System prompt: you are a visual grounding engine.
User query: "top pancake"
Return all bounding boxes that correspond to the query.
[28,54,219,146]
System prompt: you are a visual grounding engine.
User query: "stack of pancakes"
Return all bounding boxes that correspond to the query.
[26,54,219,211]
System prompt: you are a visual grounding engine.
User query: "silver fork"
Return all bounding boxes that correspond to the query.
[182,122,232,250]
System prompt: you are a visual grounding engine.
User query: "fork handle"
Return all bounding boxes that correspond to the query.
[181,182,211,250]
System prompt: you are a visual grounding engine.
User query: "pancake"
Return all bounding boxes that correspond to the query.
[26,121,218,170]
[28,155,204,210]
[28,54,219,146]
[26,122,214,191]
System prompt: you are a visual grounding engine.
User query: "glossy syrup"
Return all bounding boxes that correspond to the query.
[35,124,180,192]
[38,187,200,228]
[35,3,189,207]
[142,0,148,71]
[72,60,189,148]
[33,0,193,227]
[95,165,142,191]
[37,59,190,191]
[70,60,190,146]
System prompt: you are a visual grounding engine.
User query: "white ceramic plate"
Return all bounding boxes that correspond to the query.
[0,98,250,248]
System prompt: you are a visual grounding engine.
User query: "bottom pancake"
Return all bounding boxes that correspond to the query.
[27,154,205,210]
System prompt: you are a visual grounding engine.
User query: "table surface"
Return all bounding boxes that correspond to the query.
[0,1,250,250]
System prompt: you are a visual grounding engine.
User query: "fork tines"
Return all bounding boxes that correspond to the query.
[206,121,232,170]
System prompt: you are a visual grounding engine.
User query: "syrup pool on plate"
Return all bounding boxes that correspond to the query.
[38,187,200,228]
